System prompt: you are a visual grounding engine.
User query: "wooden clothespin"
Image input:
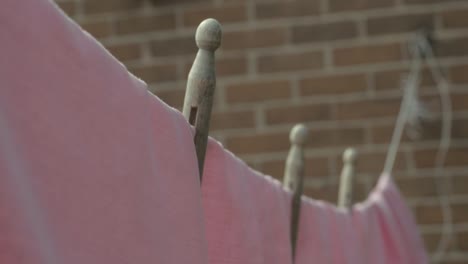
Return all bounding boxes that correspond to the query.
[337,148,358,209]
[182,18,222,181]
[283,124,309,261]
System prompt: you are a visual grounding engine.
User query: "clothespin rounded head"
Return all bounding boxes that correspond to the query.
[343,148,357,163]
[290,123,309,146]
[195,18,222,52]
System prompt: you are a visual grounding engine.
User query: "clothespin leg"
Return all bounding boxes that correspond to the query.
[182,19,222,181]
[283,124,309,261]
[338,148,358,209]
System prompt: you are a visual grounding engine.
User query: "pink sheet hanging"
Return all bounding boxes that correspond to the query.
[0,0,207,263]
[295,173,428,264]
[202,139,293,264]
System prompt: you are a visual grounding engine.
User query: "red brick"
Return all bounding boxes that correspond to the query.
[367,13,434,36]
[333,127,367,147]
[307,129,338,150]
[261,156,330,180]
[83,0,143,14]
[300,73,367,96]
[225,132,290,155]
[265,104,332,125]
[438,261,468,264]
[222,28,288,51]
[225,79,291,104]
[336,98,401,120]
[255,1,320,20]
[303,181,368,203]
[452,203,468,223]
[259,159,286,181]
[216,56,248,77]
[150,36,197,57]
[56,1,76,16]
[303,184,336,202]
[148,0,209,7]
[81,20,113,39]
[292,21,359,44]
[457,230,468,251]
[246,161,262,173]
[106,43,142,62]
[211,110,256,131]
[374,69,407,91]
[310,129,343,149]
[329,0,394,12]
[333,43,403,66]
[452,118,468,140]
[404,0,465,5]
[373,68,436,91]
[220,0,250,3]
[452,93,468,112]
[413,204,444,225]
[370,105,446,144]
[265,126,364,150]
[408,118,442,142]
[184,55,248,77]
[452,174,468,195]
[450,64,468,84]
[183,5,247,27]
[421,233,437,252]
[305,157,332,178]
[116,13,176,35]
[396,176,438,197]
[128,64,178,83]
[435,37,468,58]
[413,147,468,169]
[441,9,468,29]
[338,150,407,175]
[154,89,185,109]
[420,232,457,252]
[350,181,370,202]
[257,50,323,73]
[445,146,468,167]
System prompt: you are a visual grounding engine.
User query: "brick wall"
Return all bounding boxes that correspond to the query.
[56,0,468,262]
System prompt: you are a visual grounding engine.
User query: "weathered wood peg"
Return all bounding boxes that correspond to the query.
[283,123,309,261]
[182,18,222,182]
[338,148,358,209]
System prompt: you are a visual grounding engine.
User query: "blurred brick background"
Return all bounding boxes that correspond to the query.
[55,0,468,262]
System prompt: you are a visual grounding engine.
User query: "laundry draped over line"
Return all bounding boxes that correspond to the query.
[0,0,428,263]
[202,139,292,264]
[296,174,428,264]
[0,0,207,263]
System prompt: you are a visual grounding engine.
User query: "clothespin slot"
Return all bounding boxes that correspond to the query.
[182,18,222,182]
[283,124,309,262]
[337,148,358,209]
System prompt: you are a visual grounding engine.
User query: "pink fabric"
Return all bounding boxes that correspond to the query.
[0,1,428,263]
[202,139,292,264]
[296,173,428,264]
[0,0,207,263]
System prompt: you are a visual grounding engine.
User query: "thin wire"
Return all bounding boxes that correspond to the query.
[383,45,422,174]
[381,34,453,262]
[419,37,453,263]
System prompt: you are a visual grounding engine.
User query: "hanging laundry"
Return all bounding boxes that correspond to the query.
[0,0,208,263]
[295,173,428,264]
[202,139,293,264]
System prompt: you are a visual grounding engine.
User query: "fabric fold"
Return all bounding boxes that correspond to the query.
[0,0,207,263]
[296,174,428,264]
[202,139,293,264]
